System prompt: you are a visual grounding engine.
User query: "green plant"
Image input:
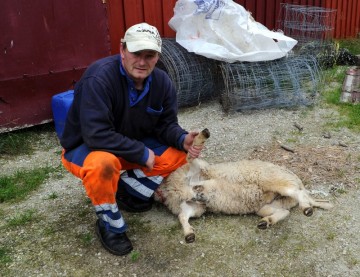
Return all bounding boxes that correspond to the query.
[337,38,360,55]
[47,192,58,200]
[130,250,140,262]
[326,232,336,240]
[79,232,93,246]
[6,209,37,227]
[0,247,12,264]
[0,131,33,156]
[0,166,55,203]
[320,64,360,132]
[0,123,55,156]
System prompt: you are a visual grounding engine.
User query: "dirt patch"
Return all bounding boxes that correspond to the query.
[1,100,360,277]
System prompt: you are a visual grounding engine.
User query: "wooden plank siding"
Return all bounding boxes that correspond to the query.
[0,0,110,132]
[108,0,360,54]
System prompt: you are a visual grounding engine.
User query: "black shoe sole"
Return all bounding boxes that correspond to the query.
[95,220,133,256]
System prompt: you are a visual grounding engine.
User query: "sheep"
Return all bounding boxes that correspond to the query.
[154,129,333,243]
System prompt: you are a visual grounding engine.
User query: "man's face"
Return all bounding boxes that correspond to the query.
[120,44,159,85]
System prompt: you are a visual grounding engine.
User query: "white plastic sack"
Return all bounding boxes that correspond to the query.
[169,0,298,63]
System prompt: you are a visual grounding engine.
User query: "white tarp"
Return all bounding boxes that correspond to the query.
[169,0,298,63]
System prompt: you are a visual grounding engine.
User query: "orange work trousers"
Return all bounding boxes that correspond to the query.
[61,142,187,233]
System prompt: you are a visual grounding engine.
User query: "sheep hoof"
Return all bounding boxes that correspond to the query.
[185,233,196,243]
[303,207,313,217]
[257,220,268,230]
[201,128,210,139]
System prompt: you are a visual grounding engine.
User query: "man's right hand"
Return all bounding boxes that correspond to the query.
[145,149,155,171]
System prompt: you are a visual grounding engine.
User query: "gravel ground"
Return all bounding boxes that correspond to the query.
[1,98,360,277]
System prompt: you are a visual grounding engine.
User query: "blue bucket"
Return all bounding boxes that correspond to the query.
[51,90,74,138]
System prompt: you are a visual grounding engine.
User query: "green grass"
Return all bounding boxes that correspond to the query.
[0,166,57,203]
[78,232,94,247]
[320,57,360,132]
[6,209,38,227]
[130,250,140,262]
[337,38,360,55]
[0,123,55,156]
[0,247,12,265]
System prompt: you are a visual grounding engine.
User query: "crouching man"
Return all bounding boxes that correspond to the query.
[60,23,203,256]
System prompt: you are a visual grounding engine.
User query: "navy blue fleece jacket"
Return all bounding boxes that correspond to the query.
[60,54,187,166]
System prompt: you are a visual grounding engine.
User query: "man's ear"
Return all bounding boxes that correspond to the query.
[119,43,125,58]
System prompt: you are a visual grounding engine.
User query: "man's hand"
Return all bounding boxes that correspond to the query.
[145,149,155,171]
[183,131,204,159]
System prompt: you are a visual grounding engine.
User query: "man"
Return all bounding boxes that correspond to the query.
[60,23,203,256]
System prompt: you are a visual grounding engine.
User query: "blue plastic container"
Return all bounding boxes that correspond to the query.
[51,90,74,138]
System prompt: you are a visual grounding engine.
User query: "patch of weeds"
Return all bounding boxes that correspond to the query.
[335,187,347,194]
[290,243,306,257]
[0,247,12,270]
[324,86,342,105]
[78,208,90,218]
[43,226,56,236]
[286,137,299,144]
[47,192,58,200]
[334,169,346,179]
[275,233,290,245]
[6,209,38,227]
[167,223,182,236]
[84,198,92,205]
[337,38,360,55]
[326,232,336,240]
[0,123,55,156]
[0,166,56,203]
[50,164,68,180]
[0,130,33,156]
[347,257,359,268]
[125,215,152,234]
[157,222,182,239]
[321,66,347,85]
[130,250,140,262]
[320,65,360,132]
[79,232,94,247]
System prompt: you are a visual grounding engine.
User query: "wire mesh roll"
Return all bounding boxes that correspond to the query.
[158,38,221,108]
[220,55,321,112]
[278,4,337,47]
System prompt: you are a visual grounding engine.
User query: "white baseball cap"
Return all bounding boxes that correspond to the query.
[121,23,162,53]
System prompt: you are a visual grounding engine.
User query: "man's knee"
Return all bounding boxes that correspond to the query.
[82,151,122,181]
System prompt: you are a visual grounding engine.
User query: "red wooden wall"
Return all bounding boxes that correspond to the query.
[107,0,178,54]
[0,0,110,132]
[107,0,360,54]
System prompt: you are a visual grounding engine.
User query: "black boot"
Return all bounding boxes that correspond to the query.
[116,184,153,213]
[95,219,133,256]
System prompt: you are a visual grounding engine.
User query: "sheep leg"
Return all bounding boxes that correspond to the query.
[186,128,210,163]
[178,201,206,243]
[256,204,291,229]
[268,185,316,216]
